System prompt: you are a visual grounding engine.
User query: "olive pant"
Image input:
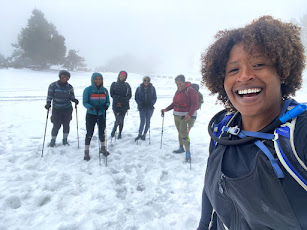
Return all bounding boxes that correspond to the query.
[174,115,195,152]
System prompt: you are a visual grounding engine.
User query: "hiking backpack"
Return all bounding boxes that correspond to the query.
[211,99,307,191]
[187,83,204,109]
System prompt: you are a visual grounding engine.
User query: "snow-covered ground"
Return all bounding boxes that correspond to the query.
[0,68,306,230]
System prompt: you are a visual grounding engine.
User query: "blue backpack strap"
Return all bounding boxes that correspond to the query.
[212,113,235,145]
[274,116,307,191]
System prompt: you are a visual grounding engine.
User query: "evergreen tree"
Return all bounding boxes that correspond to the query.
[12,9,66,68]
[63,49,86,71]
[0,53,8,68]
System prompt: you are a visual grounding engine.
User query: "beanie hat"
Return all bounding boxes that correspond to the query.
[175,74,185,82]
[118,71,128,78]
[59,70,70,78]
[92,72,103,79]
[143,76,150,81]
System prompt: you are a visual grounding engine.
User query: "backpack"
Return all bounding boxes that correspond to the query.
[211,99,307,191]
[187,83,204,109]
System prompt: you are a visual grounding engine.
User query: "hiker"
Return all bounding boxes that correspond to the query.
[161,74,199,162]
[110,70,132,139]
[135,76,157,141]
[82,72,110,161]
[45,70,78,147]
[197,16,307,230]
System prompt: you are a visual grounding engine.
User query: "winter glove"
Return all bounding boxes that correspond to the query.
[103,104,109,111]
[95,106,101,113]
[72,98,79,105]
[45,103,51,110]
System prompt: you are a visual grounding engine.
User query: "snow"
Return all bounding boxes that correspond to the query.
[0,68,306,230]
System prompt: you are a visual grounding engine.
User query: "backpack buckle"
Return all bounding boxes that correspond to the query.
[224,126,240,135]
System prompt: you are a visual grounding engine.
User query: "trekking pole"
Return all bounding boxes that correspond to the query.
[149,126,151,145]
[160,111,164,149]
[41,108,50,157]
[104,110,108,166]
[97,111,102,166]
[75,104,79,149]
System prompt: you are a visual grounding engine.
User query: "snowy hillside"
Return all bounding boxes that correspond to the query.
[0,68,306,230]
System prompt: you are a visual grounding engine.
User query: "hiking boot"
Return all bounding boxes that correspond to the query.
[117,132,122,139]
[173,147,185,154]
[141,134,146,141]
[135,134,142,141]
[84,150,90,161]
[48,139,56,147]
[62,138,69,146]
[185,151,191,162]
[100,146,110,157]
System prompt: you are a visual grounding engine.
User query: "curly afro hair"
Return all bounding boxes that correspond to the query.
[201,15,306,111]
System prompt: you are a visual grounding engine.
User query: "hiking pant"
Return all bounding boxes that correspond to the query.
[138,109,154,135]
[174,115,195,152]
[113,111,126,133]
[85,113,106,145]
[51,107,73,137]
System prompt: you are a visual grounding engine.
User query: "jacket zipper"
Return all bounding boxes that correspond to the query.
[219,173,237,229]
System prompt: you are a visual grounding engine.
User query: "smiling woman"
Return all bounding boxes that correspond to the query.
[198,16,307,230]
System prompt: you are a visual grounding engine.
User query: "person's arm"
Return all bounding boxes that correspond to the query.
[152,86,157,105]
[46,83,54,105]
[105,89,110,108]
[135,87,141,105]
[69,85,79,104]
[198,186,216,230]
[82,87,92,110]
[127,83,132,100]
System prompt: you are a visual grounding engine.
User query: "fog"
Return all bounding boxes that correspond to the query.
[1,0,306,73]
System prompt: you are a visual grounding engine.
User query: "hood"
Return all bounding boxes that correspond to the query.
[91,72,103,88]
[117,70,128,82]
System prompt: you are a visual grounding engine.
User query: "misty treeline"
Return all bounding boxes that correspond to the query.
[0,9,87,71]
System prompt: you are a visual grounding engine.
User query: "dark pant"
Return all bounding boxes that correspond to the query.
[113,111,126,133]
[138,109,154,135]
[50,107,73,137]
[85,113,106,145]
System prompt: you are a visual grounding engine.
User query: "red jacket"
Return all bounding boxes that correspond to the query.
[165,82,199,117]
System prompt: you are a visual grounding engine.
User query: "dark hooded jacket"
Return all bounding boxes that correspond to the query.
[135,83,157,111]
[110,72,132,113]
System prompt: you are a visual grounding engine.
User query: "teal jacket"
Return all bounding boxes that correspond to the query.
[83,73,110,119]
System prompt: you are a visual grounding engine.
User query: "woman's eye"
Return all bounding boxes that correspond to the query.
[228,68,239,73]
[254,63,265,68]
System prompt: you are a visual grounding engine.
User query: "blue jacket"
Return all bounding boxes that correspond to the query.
[83,73,110,119]
[135,83,157,111]
[46,81,76,109]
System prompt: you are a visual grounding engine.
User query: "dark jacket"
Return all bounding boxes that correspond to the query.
[198,109,307,230]
[135,83,157,111]
[46,81,76,109]
[110,76,132,113]
[165,82,198,117]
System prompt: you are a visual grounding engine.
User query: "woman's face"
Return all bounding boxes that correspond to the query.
[143,78,150,86]
[224,44,282,121]
[94,76,103,87]
[60,75,69,84]
[119,73,126,82]
[175,80,185,90]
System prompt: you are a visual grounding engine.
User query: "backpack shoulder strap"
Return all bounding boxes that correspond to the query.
[274,116,307,191]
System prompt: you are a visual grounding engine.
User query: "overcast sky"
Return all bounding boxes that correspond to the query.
[1,0,306,73]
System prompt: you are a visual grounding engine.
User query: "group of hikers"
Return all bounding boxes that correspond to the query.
[44,15,307,230]
[45,70,200,162]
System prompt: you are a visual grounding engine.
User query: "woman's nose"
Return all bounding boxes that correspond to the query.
[236,67,254,82]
